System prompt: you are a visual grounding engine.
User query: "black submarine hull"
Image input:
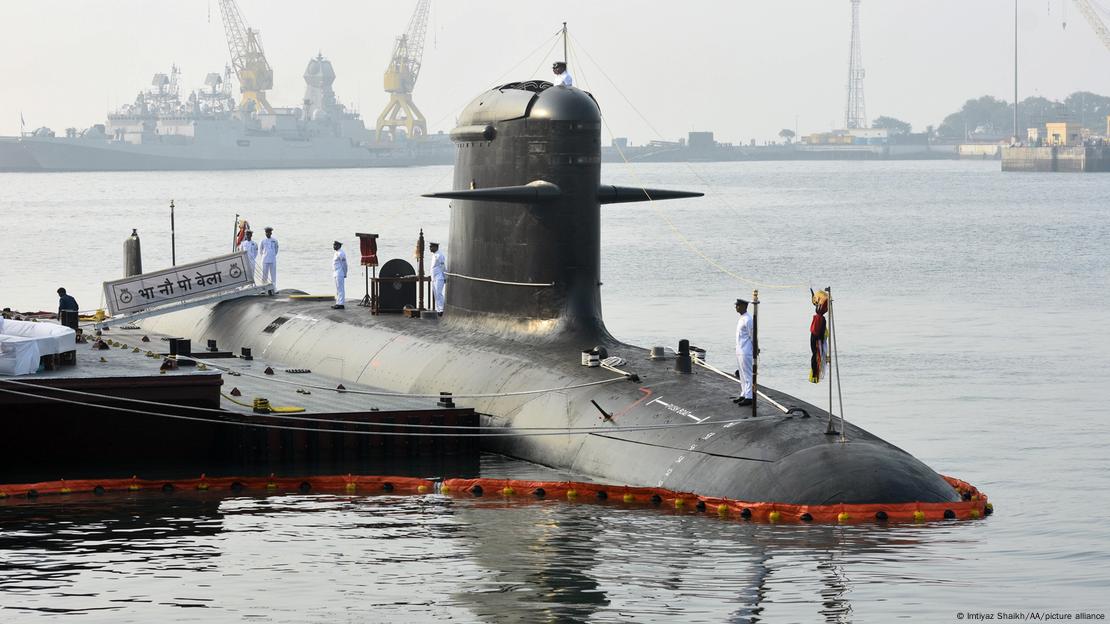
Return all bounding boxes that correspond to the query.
[145,80,959,505]
[145,297,958,505]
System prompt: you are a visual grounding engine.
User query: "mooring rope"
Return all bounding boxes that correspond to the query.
[444,272,554,288]
[2,373,683,433]
[691,358,791,415]
[0,384,751,437]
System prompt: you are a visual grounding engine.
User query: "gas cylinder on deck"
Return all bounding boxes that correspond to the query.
[124,229,143,277]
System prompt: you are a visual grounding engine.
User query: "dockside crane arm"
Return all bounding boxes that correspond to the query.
[376,0,431,141]
[1071,0,1110,54]
[218,0,275,114]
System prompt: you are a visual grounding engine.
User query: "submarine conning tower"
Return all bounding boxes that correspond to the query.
[425,81,700,341]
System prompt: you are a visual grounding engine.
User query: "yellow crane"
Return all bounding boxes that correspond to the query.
[217,0,274,114]
[376,0,431,141]
[1069,0,1110,53]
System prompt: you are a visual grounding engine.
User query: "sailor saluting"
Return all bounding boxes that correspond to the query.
[734,298,754,406]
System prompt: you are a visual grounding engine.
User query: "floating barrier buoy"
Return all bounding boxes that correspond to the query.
[0,475,991,524]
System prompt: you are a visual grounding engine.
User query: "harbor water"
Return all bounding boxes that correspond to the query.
[1,161,1108,621]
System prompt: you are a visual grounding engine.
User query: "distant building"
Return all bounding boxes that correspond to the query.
[1046,122,1082,146]
[805,127,888,145]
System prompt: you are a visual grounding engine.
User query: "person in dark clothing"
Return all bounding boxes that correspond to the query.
[57,287,79,330]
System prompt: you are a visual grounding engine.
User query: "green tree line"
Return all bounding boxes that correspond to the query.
[934,91,1110,139]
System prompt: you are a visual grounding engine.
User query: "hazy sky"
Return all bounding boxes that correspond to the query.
[4,1,1109,143]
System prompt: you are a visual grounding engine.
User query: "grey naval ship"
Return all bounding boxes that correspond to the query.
[2,60,450,172]
[1,0,450,172]
[141,80,965,507]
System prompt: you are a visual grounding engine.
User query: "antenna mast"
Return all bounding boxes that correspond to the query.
[562,22,568,64]
[844,0,867,129]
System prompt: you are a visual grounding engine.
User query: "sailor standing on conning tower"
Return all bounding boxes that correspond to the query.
[734,298,754,406]
[429,241,446,314]
[552,61,573,87]
[260,226,279,290]
[332,241,347,310]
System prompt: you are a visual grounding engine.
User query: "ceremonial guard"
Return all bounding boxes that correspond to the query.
[734,298,754,406]
[429,242,446,314]
[238,229,258,279]
[332,241,348,309]
[260,226,279,290]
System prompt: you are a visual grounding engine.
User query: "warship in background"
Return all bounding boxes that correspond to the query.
[0,0,451,172]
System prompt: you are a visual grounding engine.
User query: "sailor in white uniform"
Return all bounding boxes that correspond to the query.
[260,226,279,290]
[238,229,259,280]
[734,298,754,406]
[552,61,573,87]
[430,241,446,314]
[332,241,348,309]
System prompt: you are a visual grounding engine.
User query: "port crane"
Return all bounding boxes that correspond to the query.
[1068,0,1110,53]
[376,0,430,141]
[217,0,274,114]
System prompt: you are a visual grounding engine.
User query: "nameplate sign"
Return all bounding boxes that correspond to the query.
[103,252,254,316]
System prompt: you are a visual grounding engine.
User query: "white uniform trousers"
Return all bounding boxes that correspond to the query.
[334,272,346,305]
[432,276,445,313]
[736,350,753,399]
[262,262,277,290]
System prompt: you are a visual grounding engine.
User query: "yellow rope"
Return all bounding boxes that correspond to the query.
[221,392,306,414]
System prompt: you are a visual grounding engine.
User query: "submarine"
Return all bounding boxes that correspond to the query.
[143,79,961,506]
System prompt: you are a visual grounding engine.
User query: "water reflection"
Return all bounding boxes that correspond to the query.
[0,493,225,616]
[444,496,919,623]
[0,481,968,622]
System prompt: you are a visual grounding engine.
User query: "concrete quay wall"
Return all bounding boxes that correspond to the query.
[1002,146,1110,172]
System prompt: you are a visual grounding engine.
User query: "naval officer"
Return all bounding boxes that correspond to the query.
[260,226,279,290]
[332,241,348,310]
[429,242,446,314]
[552,61,573,87]
[238,229,258,279]
[734,298,754,406]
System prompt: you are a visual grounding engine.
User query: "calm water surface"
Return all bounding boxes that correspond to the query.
[1,161,1108,622]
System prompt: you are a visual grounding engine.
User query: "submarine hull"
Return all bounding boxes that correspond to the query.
[141,80,960,506]
[143,297,959,505]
